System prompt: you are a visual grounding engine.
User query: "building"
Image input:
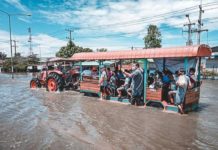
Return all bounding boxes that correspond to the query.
[206,46,218,73]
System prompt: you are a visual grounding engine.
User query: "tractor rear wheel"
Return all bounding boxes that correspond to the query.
[46,73,64,92]
[30,78,41,89]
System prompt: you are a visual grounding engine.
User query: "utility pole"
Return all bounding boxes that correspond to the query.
[192,2,208,82]
[12,40,18,56]
[194,4,208,45]
[28,27,32,56]
[183,14,195,46]
[65,29,73,41]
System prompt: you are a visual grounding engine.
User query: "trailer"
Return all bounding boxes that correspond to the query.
[70,44,212,113]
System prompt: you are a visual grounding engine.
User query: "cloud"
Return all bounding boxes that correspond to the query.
[0,29,66,57]
[37,0,218,42]
[4,0,30,12]
[2,0,218,56]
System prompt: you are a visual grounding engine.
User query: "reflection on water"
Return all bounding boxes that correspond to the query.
[0,73,218,150]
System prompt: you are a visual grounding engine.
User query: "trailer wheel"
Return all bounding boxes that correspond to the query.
[30,78,41,89]
[46,73,64,92]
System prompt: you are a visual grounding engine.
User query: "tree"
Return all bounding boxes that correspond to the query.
[144,25,162,49]
[0,52,7,60]
[28,54,39,65]
[96,48,107,52]
[56,40,93,58]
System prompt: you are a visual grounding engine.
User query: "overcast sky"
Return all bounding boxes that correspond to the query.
[0,0,218,57]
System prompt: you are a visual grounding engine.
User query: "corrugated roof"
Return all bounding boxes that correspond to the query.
[71,44,212,61]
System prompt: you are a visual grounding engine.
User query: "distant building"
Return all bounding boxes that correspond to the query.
[206,46,218,73]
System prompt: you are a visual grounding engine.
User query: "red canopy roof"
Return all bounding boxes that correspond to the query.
[71,44,212,61]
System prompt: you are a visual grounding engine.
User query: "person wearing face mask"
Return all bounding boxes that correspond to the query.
[121,63,143,106]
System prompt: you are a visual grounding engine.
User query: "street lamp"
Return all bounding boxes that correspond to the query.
[0,9,31,79]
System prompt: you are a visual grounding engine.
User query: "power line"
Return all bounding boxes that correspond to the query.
[43,4,218,40]
[68,2,218,30]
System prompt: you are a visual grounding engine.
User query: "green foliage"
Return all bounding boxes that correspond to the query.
[144,24,162,49]
[56,40,93,58]
[2,57,29,72]
[2,53,39,72]
[28,54,39,65]
[96,48,107,52]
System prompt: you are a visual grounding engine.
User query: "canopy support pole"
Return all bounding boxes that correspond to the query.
[99,60,101,79]
[198,57,201,82]
[64,61,66,70]
[143,59,148,103]
[163,58,166,71]
[184,57,188,75]
[79,61,82,81]
[120,60,122,70]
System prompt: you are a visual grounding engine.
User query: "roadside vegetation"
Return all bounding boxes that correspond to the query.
[1,53,39,72]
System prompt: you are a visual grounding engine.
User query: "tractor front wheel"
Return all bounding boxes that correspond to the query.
[47,78,58,91]
[30,78,41,89]
[46,73,64,92]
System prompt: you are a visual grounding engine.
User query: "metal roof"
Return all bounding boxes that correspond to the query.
[71,44,212,61]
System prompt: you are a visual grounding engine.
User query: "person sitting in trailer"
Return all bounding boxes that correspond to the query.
[99,66,108,100]
[162,70,172,103]
[175,68,191,114]
[117,70,131,98]
[91,67,98,79]
[114,67,124,85]
[189,68,197,88]
[106,68,112,81]
[147,70,155,87]
[121,63,143,106]
[168,71,179,104]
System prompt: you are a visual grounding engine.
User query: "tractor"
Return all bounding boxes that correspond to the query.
[30,57,80,92]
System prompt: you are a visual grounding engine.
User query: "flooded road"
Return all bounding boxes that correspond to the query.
[0,73,218,150]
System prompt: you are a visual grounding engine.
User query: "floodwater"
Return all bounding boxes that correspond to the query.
[0,73,218,150]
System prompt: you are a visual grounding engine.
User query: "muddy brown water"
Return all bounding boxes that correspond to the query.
[0,73,218,150]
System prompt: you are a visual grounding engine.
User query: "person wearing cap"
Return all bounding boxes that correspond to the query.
[175,68,191,114]
[121,63,143,106]
[99,66,108,100]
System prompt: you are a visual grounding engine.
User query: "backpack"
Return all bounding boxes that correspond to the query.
[177,75,187,88]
